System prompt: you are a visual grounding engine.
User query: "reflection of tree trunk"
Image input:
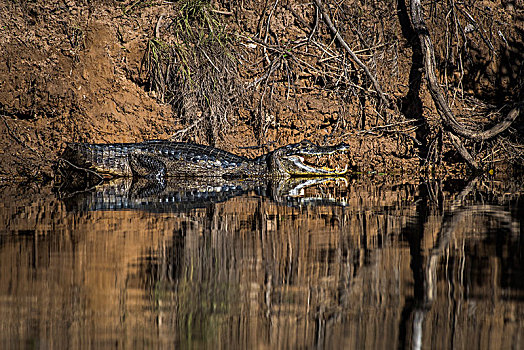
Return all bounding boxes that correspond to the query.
[398,180,429,350]
[409,0,522,170]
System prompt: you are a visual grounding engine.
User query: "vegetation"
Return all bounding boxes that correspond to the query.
[143,0,239,145]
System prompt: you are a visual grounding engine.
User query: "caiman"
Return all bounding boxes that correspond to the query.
[59,139,349,179]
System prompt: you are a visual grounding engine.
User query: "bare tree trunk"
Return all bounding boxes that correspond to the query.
[409,0,522,170]
[410,0,521,141]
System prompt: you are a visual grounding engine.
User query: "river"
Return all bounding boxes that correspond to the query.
[0,176,522,348]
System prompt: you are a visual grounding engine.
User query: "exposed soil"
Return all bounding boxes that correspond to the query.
[0,0,522,182]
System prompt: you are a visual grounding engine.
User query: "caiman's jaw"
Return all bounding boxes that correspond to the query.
[285,155,348,176]
[272,140,350,177]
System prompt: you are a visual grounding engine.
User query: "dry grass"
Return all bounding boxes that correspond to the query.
[143,0,240,145]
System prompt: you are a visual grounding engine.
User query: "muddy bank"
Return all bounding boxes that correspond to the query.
[0,0,522,181]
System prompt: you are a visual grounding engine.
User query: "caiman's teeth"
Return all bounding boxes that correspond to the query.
[334,164,348,174]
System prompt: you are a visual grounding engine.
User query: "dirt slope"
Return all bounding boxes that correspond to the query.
[0,0,522,181]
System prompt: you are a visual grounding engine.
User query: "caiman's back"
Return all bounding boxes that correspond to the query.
[62,141,259,178]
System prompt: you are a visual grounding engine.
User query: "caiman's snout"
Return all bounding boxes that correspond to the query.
[317,142,350,155]
[274,139,350,177]
[293,140,349,155]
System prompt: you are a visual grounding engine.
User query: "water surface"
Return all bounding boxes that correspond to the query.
[0,176,522,349]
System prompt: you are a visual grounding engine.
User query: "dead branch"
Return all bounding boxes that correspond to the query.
[410,0,521,142]
[169,117,205,141]
[57,158,104,182]
[313,0,390,108]
[263,0,280,65]
[447,132,479,170]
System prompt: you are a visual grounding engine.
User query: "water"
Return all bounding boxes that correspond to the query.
[0,176,522,349]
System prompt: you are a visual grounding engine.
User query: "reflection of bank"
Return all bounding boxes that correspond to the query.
[400,177,523,350]
[2,176,522,348]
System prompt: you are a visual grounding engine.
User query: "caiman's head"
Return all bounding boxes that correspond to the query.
[268,140,349,177]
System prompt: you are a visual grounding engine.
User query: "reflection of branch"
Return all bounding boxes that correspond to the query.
[402,176,520,348]
[313,0,390,108]
[424,176,478,302]
[410,0,522,142]
[424,176,520,306]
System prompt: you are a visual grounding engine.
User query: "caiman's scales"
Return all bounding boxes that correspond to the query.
[60,139,349,179]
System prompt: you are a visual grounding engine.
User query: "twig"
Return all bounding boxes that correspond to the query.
[199,47,220,73]
[455,5,495,52]
[284,4,310,30]
[1,115,39,154]
[246,52,283,88]
[448,132,479,170]
[155,15,163,38]
[318,54,342,63]
[308,5,320,45]
[211,9,233,16]
[353,43,389,54]
[238,141,277,150]
[341,119,422,145]
[313,0,390,108]
[57,158,104,182]
[364,119,419,130]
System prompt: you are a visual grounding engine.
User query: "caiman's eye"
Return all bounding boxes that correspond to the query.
[300,140,312,146]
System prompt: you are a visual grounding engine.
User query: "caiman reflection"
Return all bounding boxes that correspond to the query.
[59,176,351,212]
